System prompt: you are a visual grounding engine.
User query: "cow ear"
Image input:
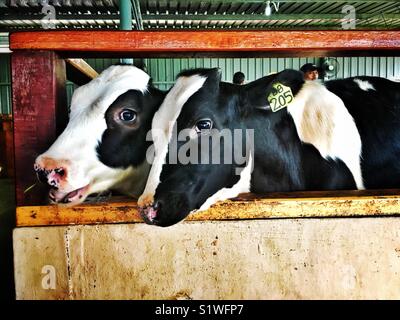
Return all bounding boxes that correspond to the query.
[196,68,222,100]
[245,69,305,112]
[203,68,222,89]
[244,73,276,111]
[273,69,305,94]
[177,67,221,94]
[178,67,221,83]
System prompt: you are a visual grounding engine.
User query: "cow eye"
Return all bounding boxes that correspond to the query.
[195,119,213,133]
[119,109,137,122]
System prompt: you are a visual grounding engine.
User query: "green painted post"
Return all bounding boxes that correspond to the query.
[120,0,133,65]
[120,0,132,31]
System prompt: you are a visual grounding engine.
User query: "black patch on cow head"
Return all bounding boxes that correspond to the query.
[97,85,166,168]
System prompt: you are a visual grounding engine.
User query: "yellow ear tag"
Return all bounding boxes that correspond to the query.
[267,82,294,112]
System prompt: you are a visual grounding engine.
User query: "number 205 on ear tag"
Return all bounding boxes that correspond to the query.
[267,82,294,112]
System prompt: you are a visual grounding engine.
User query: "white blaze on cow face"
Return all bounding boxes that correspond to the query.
[287,80,365,190]
[34,65,151,205]
[138,74,207,208]
[354,78,376,91]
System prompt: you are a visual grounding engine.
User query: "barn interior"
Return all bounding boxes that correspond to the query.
[1,0,400,301]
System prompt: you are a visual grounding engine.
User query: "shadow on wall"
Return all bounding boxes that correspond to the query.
[0,116,14,179]
[0,178,16,300]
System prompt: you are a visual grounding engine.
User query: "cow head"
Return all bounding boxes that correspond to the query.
[137,68,308,227]
[34,65,165,205]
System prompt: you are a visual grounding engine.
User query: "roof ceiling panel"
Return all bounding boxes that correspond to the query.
[0,0,399,31]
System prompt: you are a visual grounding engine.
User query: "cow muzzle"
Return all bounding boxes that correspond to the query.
[34,156,90,205]
[139,200,161,225]
[34,161,68,189]
[139,191,193,227]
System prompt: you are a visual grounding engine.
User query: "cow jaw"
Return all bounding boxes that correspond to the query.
[196,154,253,213]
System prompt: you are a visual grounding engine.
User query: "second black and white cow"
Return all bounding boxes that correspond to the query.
[138,68,400,226]
[34,65,165,205]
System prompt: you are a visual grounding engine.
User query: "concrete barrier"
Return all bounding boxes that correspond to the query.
[13,217,400,299]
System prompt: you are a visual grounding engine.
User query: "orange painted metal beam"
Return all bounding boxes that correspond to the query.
[9,31,400,57]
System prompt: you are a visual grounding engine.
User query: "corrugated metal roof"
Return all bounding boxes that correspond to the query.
[0,1,399,31]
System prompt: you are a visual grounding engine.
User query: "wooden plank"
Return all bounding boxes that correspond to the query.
[11,50,68,206]
[16,190,400,227]
[65,58,98,85]
[65,59,98,80]
[9,31,400,57]
[13,217,400,299]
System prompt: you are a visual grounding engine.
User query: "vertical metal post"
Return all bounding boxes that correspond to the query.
[120,0,133,64]
[120,0,132,31]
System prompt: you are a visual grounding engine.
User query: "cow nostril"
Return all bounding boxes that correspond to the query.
[153,200,162,212]
[55,168,65,177]
[36,170,48,184]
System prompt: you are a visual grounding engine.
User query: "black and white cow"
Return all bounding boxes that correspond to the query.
[138,68,400,227]
[34,65,165,205]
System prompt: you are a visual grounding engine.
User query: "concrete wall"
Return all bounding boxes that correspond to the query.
[13,217,400,300]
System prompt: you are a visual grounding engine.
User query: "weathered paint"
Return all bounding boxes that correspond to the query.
[9,31,400,55]
[15,190,400,227]
[11,50,68,206]
[13,217,400,300]
[13,227,70,300]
